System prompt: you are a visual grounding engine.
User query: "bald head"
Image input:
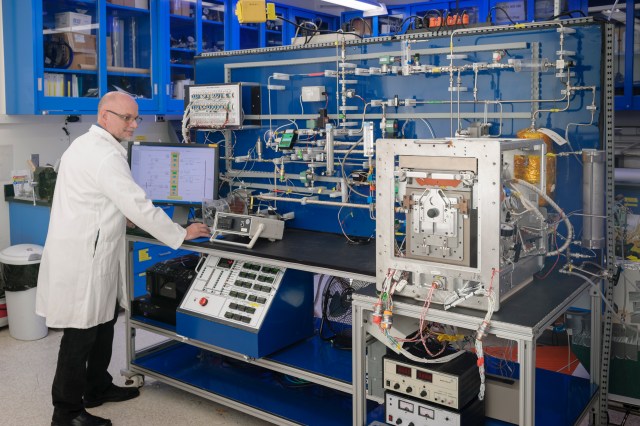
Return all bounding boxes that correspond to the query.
[97,92,140,142]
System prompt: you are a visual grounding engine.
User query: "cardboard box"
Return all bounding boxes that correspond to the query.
[107,36,113,67]
[170,0,181,15]
[51,32,97,69]
[181,1,192,17]
[55,12,92,34]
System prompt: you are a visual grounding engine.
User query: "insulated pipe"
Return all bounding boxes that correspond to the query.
[582,150,605,249]
[257,194,368,209]
[325,123,334,176]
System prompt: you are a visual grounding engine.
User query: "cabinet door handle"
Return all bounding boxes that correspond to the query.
[38,78,43,92]
[154,84,158,95]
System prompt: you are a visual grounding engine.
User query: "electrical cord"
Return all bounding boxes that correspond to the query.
[489,6,517,25]
[349,17,372,36]
[394,15,424,35]
[549,10,587,20]
[279,16,363,42]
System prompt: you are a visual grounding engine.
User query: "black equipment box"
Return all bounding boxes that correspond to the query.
[131,254,200,325]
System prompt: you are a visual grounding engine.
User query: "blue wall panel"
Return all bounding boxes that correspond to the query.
[194,22,605,241]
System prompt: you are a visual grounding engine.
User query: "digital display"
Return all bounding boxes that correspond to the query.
[396,365,412,377]
[416,370,433,382]
[129,142,219,206]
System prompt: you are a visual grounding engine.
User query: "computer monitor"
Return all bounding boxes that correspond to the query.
[128,142,219,224]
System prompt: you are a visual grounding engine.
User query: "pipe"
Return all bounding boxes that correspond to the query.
[582,150,605,249]
[257,194,369,209]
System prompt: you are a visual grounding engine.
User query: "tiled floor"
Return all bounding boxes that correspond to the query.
[0,313,271,426]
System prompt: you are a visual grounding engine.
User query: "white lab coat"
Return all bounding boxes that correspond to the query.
[36,125,187,329]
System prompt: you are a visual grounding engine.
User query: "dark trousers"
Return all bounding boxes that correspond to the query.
[52,305,118,419]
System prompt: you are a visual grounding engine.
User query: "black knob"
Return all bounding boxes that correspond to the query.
[396,419,402,425]
[406,387,413,393]
[420,390,427,397]
[393,383,400,390]
[427,208,439,218]
[408,423,415,426]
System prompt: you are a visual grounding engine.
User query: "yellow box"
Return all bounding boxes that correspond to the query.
[236,0,266,23]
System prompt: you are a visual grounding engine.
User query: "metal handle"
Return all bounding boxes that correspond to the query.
[209,223,265,249]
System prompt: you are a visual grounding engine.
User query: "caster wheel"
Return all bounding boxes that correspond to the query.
[124,375,144,388]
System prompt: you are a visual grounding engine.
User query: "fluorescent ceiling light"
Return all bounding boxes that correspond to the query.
[321,0,384,12]
[363,2,387,17]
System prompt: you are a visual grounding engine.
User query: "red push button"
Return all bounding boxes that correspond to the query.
[199,297,208,306]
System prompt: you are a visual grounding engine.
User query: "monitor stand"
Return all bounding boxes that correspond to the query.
[171,206,191,227]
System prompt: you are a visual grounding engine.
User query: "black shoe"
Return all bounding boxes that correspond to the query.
[84,384,140,408]
[51,410,112,426]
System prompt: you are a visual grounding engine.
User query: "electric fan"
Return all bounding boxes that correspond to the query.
[319,277,368,349]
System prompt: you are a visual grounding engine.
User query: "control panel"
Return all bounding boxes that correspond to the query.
[385,392,484,426]
[383,352,479,410]
[179,256,283,330]
[176,256,314,358]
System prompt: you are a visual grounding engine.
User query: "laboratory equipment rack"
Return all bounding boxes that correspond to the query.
[125,229,601,425]
[123,229,379,425]
[352,274,601,426]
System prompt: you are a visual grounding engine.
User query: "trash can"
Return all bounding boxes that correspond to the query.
[0,290,7,328]
[0,244,48,340]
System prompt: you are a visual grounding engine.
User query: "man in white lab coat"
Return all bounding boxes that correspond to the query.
[36,92,211,426]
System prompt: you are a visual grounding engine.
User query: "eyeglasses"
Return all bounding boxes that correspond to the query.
[106,110,143,124]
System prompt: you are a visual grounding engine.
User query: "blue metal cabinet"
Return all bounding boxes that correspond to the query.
[7,201,51,246]
[225,1,338,50]
[161,0,226,113]
[2,0,162,114]
[341,0,588,36]
[589,0,640,110]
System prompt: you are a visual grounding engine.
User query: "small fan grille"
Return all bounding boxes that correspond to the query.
[320,276,370,349]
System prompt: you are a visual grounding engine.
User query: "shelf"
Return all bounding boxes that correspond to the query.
[202,19,224,26]
[170,14,194,21]
[266,29,282,34]
[77,65,151,75]
[170,63,194,69]
[43,68,97,75]
[170,47,196,53]
[130,315,352,391]
[132,342,356,426]
[266,335,352,384]
[107,4,150,13]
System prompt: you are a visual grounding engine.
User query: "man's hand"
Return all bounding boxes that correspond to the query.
[185,222,211,240]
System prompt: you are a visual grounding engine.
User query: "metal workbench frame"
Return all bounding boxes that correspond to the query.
[351,280,599,426]
[122,232,377,424]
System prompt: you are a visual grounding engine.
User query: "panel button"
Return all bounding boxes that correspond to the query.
[256,297,267,304]
[245,307,256,314]
[199,297,208,306]
[248,295,257,302]
[240,316,251,323]
[224,312,234,319]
